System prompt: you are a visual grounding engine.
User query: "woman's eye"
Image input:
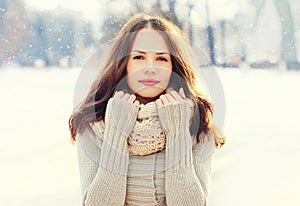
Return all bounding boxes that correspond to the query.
[157,57,168,62]
[133,55,144,60]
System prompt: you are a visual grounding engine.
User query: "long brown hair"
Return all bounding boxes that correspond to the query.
[69,13,225,147]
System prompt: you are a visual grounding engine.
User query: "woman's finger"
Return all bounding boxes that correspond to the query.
[114,91,124,98]
[165,93,176,103]
[155,99,163,106]
[133,100,140,106]
[128,94,136,103]
[170,90,184,102]
[121,93,130,101]
[178,87,186,99]
[159,95,169,105]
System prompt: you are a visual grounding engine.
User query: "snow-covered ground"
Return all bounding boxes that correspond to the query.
[0,66,299,206]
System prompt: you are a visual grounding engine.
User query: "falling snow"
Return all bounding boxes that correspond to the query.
[1,0,300,205]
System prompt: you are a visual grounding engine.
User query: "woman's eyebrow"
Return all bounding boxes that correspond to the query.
[131,50,170,55]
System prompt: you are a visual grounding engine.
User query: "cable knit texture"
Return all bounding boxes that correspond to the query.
[100,98,139,174]
[157,101,207,205]
[76,98,215,206]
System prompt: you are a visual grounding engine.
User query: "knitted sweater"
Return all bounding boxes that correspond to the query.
[76,98,215,206]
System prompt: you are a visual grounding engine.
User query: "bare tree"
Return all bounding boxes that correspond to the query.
[274,0,299,69]
[0,0,30,66]
[252,0,299,69]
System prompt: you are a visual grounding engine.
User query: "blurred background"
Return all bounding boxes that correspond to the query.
[1,0,300,69]
[0,0,299,205]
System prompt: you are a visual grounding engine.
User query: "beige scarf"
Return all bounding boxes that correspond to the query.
[91,101,167,156]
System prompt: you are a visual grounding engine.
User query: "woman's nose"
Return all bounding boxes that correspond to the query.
[144,60,156,74]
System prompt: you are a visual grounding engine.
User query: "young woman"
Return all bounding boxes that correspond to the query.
[69,13,225,206]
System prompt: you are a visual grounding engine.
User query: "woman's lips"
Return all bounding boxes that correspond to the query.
[139,79,160,86]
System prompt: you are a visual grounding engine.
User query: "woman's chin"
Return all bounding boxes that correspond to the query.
[135,88,164,98]
[134,93,161,104]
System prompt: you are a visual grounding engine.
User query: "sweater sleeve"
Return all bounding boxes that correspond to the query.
[192,132,215,199]
[76,98,139,206]
[157,101,214,206]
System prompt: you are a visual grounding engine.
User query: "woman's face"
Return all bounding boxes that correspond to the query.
[126,28,172,101]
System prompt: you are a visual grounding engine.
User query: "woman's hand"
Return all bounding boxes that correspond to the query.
[155,87,190,133]
[114,91,140,106]
[105,91,140,137]
[155,88,193,172]
[155,87,189,131]
[155,88,186,106]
